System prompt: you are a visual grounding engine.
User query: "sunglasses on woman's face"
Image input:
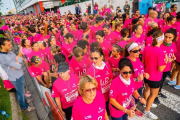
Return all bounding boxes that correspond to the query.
[85,87,97,93]
[131,49,141,53]
[90,57,100,60]
[122,71,132,75]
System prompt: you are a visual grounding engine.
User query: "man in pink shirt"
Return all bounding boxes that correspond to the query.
[170,4,177,17]
[103,24,119,46]
[89,17,104,40]
[28,25,44,43]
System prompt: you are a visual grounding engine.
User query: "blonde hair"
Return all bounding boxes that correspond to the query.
[50,45,60,54]
[78,75,98,95]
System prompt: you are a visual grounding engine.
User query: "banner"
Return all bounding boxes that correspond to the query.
[139,0,153,15]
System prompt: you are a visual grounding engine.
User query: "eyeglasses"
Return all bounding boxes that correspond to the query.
[85,87,97,93]
[122,71,132,75]
[90,57,100,60]
[131,49,141,53]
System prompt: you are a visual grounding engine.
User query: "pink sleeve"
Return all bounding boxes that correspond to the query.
[107,63,113,79]
[28,67,37,77]
[51,85,60,98]
[44,62,50,71]
[109,80,118,99]
[71,105,82,120]
[158,51,166,66]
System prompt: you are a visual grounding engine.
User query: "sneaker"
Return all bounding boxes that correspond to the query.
[135,109,143,117]
[154,97,160,105]
[158,93,167,98]
[144,111,158,119]
[143,103,157,108]
[24,106,35,112]
[174,85,180,89]
[168,80,176,85]
[25,92,31,98]
[26,99,33,104]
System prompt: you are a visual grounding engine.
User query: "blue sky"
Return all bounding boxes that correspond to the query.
[0,0,15,15]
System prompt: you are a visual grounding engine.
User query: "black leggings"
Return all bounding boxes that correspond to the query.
[106,100,110,116]
[159,71,170,93]
[62,106,73,120]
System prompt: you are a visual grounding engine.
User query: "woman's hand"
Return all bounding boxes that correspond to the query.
[137,74,144,81]
[61,111,66,117]
[139,97,146,105]
[126,109,135,118]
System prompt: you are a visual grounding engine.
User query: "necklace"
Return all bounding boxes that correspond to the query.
[129,56,136,62]
[63,76,71,90]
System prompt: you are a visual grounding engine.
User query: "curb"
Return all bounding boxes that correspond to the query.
[9,92,23,120]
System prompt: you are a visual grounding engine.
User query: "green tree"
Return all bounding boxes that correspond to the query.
[8,11,12,14]
[0,12,2,16]
[0,0,3,7]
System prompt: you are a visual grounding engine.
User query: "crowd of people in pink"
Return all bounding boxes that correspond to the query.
[0,2,180,120]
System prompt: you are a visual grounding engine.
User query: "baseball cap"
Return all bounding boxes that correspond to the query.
[14,32,19,35]
[31,56,41,64]
[57,62,69,73]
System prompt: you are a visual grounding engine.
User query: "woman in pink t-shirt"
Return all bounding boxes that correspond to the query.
[108,44,123,78]
[51,62,79,120]
[69,46,91,78]
[18,38,32,59]
[129,24,145,60]
[109,57,146,120]
[142,30,168,119]
[112,22,123,39]
[118,28,129,48]
[71,75,108,120]
[96,30,112,61]
[28,56,51,88]
[162,16,176,33]
[87,46,113,115]
[60,27,68,44]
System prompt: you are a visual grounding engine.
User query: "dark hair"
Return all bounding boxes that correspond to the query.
[90,45,105,61]
[167,16,175,22]
[77,40,89,50]
[133,24,141,32]
[64,33,74,39]
[31,42,38,48]
[171,4,177,9]
[147,27,161,37]
[96,30,105,37]
[80,22,88,31]
[148,7,153,11]
[165,28,177,41]
[121,28,129,37]
[90,42,101,52]
[132,18,139,25]
[118,57,134,73]
[105,17,112,22]
[163,12,171,20]
[48,37,54,47]
[103,24,110,29]
[152,30,163,47]
[95,17,104,24]
[21,38,27,47]
[176,14,180,20]
[113,44,123,52]
[54,53,66,64]
[28,25,36,33]
[60,27,66,36]
[82,34,89,39]
[0,38,10,48]
[123,42,134,57]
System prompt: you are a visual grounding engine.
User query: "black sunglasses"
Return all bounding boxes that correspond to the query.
[90,57,100,60]
[131,49,141,53]
[122,71,133,75]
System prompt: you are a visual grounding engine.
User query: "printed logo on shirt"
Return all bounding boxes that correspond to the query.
[83,64,87,68]
[62,88,67,92]
[95,75,101,78]
[122,93,128,96]
[170,49,174,52]
[98,116,103,120]
[85,115,92,119]
[132,88,134,92]
[140,65,143,69]
[65,89,78,103]
[98,107,104,113]
[105,71,109,75]
[52,90,55,95]
[72,84,76,88]
[75,67,79,70]
[110,90,113,96]
[134,68,138,71]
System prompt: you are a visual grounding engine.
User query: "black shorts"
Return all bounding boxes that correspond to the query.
[175,60,180,66]
[0,29,5,34]
[144,78,161,88]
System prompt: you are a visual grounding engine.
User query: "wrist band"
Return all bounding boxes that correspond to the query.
[138,96,141,100]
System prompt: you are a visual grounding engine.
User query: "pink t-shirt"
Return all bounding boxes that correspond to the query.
[129,35,145,54]
[104,32,119,46]
[162,25,175,33]
[160,42,177,71]
[28,33,44,43]
[109,76,138,118]
[146,36,153,46]
[118,41,128,48]
[94,5,99,10]
[108,56,122,78]
[51,74,79,109]
[62,41,77,57]
[143,46,166,81]
[14,37,21,45]
[21,47,32,58]
[113,31,121,40]
[99,40,112,61]
[0,25,8,31]
[27,50,45,61]
[87,62,113,101]
[158,19,165,29]
[156,3,163,12]
[70,30,83,41]
[170,12,177,17]
[176,24,180,37]
[173,21,180,28]
[29,61,50,77]
[175,38,180,63]
[90,25,103,40]
[69,56,92,76]
[123,19,131,29]
[71,91,105,120]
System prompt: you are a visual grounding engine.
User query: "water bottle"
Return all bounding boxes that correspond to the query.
[0,110,10,118]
